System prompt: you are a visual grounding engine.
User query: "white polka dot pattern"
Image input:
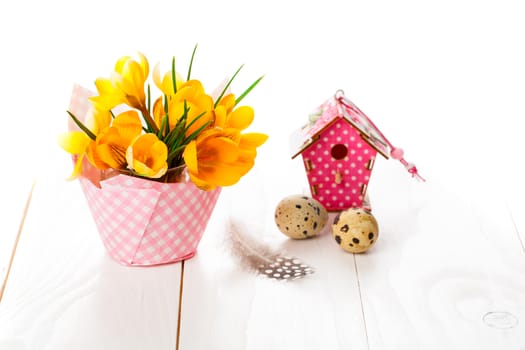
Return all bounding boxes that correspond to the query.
[302,119,376,211]
[79,174,220,266]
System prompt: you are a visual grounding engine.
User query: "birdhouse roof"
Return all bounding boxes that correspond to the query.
[290,90,392,159]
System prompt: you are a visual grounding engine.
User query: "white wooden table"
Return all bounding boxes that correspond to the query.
[1,148,524,349]
[2,1,525,348]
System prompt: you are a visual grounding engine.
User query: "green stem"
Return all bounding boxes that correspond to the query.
[138,105,159,134]
[67,111,96,140]
[172,57,177,94]
[235,75,264,106]
[187,44,198,81]
[214,64,244,108]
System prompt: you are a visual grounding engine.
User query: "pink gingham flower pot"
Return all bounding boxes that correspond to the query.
[78,169,220,266]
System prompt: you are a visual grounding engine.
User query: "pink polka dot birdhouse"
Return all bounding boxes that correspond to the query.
[290,90,423,212]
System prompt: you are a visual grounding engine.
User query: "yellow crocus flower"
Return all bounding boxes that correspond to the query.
[213,93,236,127]
[167,80,214,137]
[232,132,268,171]
[152,96,166,128]
[153,62,184,98]
[86,110,143,170]
[85,103,112,134]
[182,89,268,190]
[90,76,126,111]
[58,131,93,179]
[183,128,267,190]
[126,134,168,179]
[90,52,149,111]
[226,106,254,130]
[59,103,112,179]
[114,52,149,108]
[213,93,254,131]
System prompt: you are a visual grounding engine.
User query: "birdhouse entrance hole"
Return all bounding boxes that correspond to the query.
[331,144,348,160]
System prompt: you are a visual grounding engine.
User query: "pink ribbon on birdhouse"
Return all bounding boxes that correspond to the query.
[336,91,425,182]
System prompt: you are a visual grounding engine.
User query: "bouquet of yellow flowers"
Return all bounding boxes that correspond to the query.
[59,47,267,266]
[60,46,267,190]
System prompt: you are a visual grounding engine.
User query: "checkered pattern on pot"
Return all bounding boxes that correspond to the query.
[79,174,221,266]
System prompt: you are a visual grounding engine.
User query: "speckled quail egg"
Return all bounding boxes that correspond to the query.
[332,207,379,253]
[275,195,328,239]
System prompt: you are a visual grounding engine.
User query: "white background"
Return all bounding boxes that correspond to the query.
[1,0,524,196]
[1,2,525,348]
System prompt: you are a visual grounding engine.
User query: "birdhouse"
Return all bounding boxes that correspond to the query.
[290,90,423,212]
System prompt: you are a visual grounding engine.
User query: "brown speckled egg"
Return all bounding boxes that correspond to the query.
[275,195,328,239]
[332,208,379,253]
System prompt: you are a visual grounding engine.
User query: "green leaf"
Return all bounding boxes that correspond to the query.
[171,57,177,94]
[183,119,210,144]
[163,94,169,114]
[164,107,210,165]
[166,120,209,165]
[183,110,206,133]
[159,96,213,167]
[138,105,157,134]
[158,115,169,138]
[214,64,244,108]
[163,123,183,149]
[235,75,264,106]
[67,111,96,140]
[164,114,171,135]
[187,44,198,81]
[167,144,187,164]
[172,108,204,149]
[163,104,189,149]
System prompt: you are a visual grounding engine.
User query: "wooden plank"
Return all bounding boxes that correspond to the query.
[504,167,525,255]
[0,171,182,350]
[179,166,368,350]
[358,160,525,349]
[0,175,34,302]
[508,199,525,254]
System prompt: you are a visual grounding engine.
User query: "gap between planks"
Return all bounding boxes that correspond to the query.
[0,179,36,302]
[353,253,370,350]
[176,259,185,350]
[506,202,525,256]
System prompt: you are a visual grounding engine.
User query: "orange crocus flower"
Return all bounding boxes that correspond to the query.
[183,127,267,190]
[86,110,143,170]
[126,134,168,179]
[167,80,214,137]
